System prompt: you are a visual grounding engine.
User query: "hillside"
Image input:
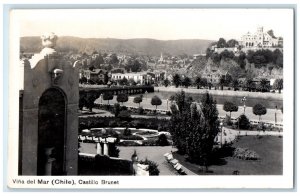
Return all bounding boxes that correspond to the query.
[20,36,214,56]
[186,56,282,79]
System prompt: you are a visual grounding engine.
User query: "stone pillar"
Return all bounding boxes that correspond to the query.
[96,142,102,155]
[44,147,55,175]
[103,142,109,156]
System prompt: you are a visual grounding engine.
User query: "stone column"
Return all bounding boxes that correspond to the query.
[103,142,109,156]
[44,147,55,175]
[96,142,102,155]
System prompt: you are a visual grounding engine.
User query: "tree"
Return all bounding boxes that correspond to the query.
[211,52,221,63]
[273,78,283,93]
[156,134,170,146]
[267,29,276,38]
[253,104,267,122]
[128,78,136,86]
[119,77,128,86]
[194,76,202,89]
[273,49,283,68]
[126,59,142,72]
[236,51,246,69]
[220,49,235,59]
[182,76,192,88]
[133,95,143,107]
[163,79,170,87]
[223,101,238,119]
[123,127,132,136]
[244,78,255,92]
[102,92,113,105]
[139,158,160,176]
[151,95,162,111]
[206,48,214,59]
[218,76,226,90]
[169,91,219,168]
[231,79,239,91]
[238,114,250,130]
[258,79,271,92]
[217,38,227,48]
[200,78,208,88]
[226,39,239,48]
[117,93,128,105]
[108,53,119,65]
[172,74,182,88]
[84,91,99,112]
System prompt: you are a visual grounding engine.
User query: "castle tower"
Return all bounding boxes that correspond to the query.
[19,33,79,175]
[256,26,264,47]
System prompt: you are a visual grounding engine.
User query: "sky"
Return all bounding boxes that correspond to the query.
[13,9,292,41]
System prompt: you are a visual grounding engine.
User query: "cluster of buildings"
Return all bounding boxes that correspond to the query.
[240,26,283,48]
[79,68,166,85]
[212,26,283,54]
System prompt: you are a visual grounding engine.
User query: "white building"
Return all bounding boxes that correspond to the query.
[111,72,152,85]
[240,27,281,48]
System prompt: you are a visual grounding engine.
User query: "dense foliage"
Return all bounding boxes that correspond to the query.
[237,114,251,130]
[139,158,160,176]
[169,91,219,167]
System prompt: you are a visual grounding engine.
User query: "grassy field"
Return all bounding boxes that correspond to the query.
[173,135,283,175]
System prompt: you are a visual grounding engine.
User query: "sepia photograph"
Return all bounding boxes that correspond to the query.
[6,7,295,189]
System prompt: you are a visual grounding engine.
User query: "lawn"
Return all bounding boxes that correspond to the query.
[173,135,283,175]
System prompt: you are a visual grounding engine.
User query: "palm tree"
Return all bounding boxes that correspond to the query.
[259,79,271,92]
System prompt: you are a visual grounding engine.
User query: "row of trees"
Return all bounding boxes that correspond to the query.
[167,74,283,93]
[80,91,164,112]
[223,101,267,122]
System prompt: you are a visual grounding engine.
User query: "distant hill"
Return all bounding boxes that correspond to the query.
[20,36,214,56]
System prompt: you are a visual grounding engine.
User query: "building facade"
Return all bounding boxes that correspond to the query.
[240,27,281,48]
[111,72,153,85]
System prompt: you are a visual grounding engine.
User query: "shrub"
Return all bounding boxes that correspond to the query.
[118,110,131,121]
[237,114,250,130]
[121,106,127,111]
[123,127,132,136]
[224,114,233,126]
[114,103,121,117]
[119,134,144,140]
[139,158,160,176]
[156,134,170,146]
[109,144,120,158]
[233,148,260,160]
[137,107,144,115]
[257,122,266,131]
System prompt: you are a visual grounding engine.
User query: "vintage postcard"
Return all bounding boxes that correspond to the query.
[7,7,295,189]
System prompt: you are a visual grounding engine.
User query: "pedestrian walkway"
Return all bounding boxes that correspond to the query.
[216,127,283,145]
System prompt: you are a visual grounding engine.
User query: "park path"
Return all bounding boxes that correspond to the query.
[216,127,283,145]
[79,143,196,175]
